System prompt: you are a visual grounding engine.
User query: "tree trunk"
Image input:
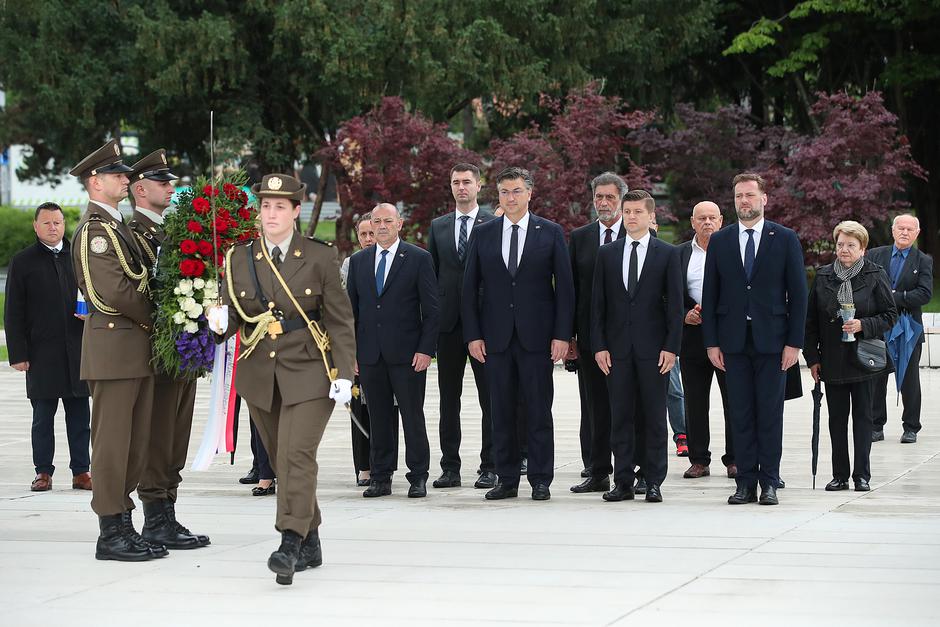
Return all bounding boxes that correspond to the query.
[304,162,330,236]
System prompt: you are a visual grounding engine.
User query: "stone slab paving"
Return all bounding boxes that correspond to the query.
[0,365,937,626]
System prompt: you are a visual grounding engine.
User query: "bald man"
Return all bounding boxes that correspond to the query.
[346,203,439,497]
[677,202,736,479]
[867,214,933,444]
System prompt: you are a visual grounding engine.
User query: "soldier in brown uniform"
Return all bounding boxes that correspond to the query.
[69,140,165,561]
[208,174,355,585]
[127,149,210,550]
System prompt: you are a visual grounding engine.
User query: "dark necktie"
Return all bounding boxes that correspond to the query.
[376,249,389,294]
[744,229,756,280]
[508,224,519,277]
[458,215,470,262]
[271,246,282,269]
[890,250,904,288]
[628,240,639,296]
[604,228,613,245]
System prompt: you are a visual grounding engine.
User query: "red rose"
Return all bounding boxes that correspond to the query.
[179,259,194,276]
[197,240,213,256]
[237,207,251,220]
[192,197,210,215]
[214,217,229,234]
[238,190,248,203]
[180,239,198,255]
[186,220,204,234]
[203,184,218,197]
[191,259,206,277]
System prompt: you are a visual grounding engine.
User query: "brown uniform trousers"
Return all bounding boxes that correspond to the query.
[72,203,155,516]
[129,210,199,504]
[222,234,355,537]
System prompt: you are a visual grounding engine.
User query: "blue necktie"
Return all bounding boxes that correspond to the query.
[375,249,389,295]
[744,229,756,280]
[890,250,904,288]
[457,215,470,262]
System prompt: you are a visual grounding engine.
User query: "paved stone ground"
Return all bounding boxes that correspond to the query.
[0,365,937,626]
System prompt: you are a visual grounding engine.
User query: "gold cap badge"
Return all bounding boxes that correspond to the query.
[268,176,283,191]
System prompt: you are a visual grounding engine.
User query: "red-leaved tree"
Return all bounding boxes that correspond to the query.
[487,85,653,234]
[318,97,480,254]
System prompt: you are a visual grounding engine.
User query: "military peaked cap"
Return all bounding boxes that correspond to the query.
[129,149,178,182]
[69,139,133,178]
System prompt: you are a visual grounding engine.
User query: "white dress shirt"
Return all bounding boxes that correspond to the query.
[687,235,707,305]
[454,206,480,249]
[90,199,123,223]
[622,232,651,292]
[374,237,401,285]
[44,240,64,254]
[598,217,623,247]
[501,212,529,270]
[738,218,764,265]
[135,207,165,226]
[264,231,293,263]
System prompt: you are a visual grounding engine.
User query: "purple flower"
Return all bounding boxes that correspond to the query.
[175,318,216,372]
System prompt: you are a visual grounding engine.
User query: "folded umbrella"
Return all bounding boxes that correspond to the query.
[885,313,923,402]
[811,381,823,490]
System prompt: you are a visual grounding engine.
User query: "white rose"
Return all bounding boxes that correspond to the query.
[173,287,181,295]
[186,303,203,319]
[193,278,206,290]
[183,321,199,334]
[172,312,187,325]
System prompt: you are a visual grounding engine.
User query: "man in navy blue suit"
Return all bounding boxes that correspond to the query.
[701,173,807,506]
[462,167,575,501]
[591,190,683,503]
[347,203,439,499]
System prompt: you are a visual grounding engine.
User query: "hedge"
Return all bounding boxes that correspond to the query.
[0,205,82,267]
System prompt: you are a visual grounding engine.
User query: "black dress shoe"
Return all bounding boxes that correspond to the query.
[570,476,610,493]
[252,481,276,496]
[474,471,497,489]
[602,483,635,501]
[645,484,663,502]
[484,483,518,500]
[519,458,528,475]
[634,477,647,494]
[95,514,157,562]
[759,484,778,505]
[901,430,917,444]
[408,478,428,498]
[432,471,461,488]
[531,483,551,500]
[363,479,392,498]
[268,530,303,585]
[871,430,884,442]
[778,478,786,489]
[728,486,758,505]
[356,477,371,487]
[238,467,260,484]
[295,531,322,571]
[825,478,849,491]
[854,478,871,492]
[580,467,591,478]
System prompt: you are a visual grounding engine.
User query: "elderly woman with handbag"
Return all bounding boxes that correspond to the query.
[804,221,898,492]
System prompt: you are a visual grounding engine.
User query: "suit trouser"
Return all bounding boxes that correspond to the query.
[486,335,555,487]
[360,357,430,483]
[30,397,91,476]
[577,342,613,476]
[248,387,332,536]
[872,343,922,434]
[681,332,734,467]
[350,374,372,472]
[607,354,669,487]
[666,364,687,439]
[723,328,785,490]
[250,417,276,481]
[826,379,874,482]
[576,367,591,469]
[138,376,197,503]
[437,323,494,473]
[87,377,154,516]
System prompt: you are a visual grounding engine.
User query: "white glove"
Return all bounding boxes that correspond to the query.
[207,305,229,335]
[329,378,353,405]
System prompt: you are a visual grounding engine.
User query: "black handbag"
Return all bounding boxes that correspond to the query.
[855,338,887,372]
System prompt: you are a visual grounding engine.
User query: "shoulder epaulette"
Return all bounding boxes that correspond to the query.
[304,236,334,247]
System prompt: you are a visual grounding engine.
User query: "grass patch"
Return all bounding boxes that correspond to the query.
[925,280,940,313]
[0,293,4,329]
[0,346,6,362]
[311,219,337,242]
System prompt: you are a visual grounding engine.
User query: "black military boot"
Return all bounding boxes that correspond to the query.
[164,500,211,547]
[122,510,168,557]
[295,530,322,572]
[96,514,156,561]
[143,500,209,549]
[268,530,303,585]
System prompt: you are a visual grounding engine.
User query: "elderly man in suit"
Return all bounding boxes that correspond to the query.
[867,214,933,444]
[462,166,574,501]
[428,163,497,490]
[347,203,439,499]
[6,202,91,493]
[567,172,628,494]
[701,173,807,506]
[592,190,683,503]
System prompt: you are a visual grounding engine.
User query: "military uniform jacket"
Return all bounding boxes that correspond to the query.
[71,202,155,380]
[222,235,356,411]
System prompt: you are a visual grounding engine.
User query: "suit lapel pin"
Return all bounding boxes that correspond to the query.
[913,269,918,274]
[535,225,541,229]
[769,231,775,236]
[399,253,405,258]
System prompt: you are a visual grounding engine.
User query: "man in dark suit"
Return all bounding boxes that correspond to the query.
[867,214,933,443]
[5,202,91,493]
[347,203,439,498]
[591,190,683,503]
[677,201,735,480]
[462,166,575,501]
[567,172,627,494]
[427,163,497,490]
[701,173,807,506]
